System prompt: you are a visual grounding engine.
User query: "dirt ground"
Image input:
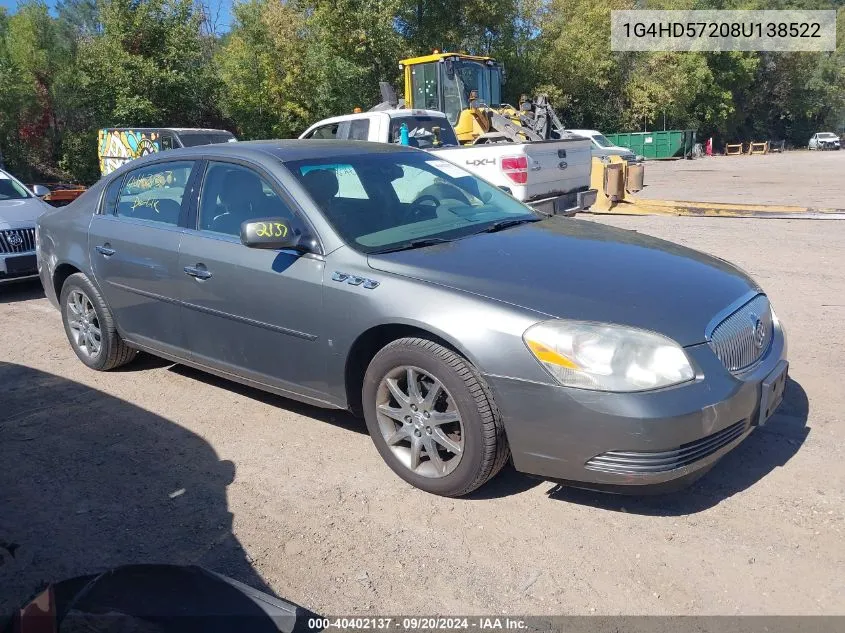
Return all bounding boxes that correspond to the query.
[1,215,844,618]
[637,150,845,209]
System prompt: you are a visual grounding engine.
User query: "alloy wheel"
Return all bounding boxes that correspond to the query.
[67,289,102,358]
[375,365,465,478]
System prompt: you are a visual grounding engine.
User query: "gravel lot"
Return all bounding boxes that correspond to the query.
[1,215,844,617]
[637,150,845,209]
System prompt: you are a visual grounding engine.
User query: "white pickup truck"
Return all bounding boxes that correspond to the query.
[299,109,597,215]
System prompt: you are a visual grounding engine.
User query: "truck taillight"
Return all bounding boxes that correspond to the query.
[501,155,528,185]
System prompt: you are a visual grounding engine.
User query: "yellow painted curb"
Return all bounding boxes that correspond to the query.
[587,198,845,218]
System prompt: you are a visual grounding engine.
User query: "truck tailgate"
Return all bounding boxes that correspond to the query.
[522,138,592,200]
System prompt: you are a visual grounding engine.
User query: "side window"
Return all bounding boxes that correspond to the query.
[308,124,339,140]
[161,134,176,150]
[117,161,193,225]
[198,162,296,237]
[348,119,370,141]
[102,175,124,215]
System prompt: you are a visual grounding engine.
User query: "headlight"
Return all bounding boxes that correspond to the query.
[523,320,695,392]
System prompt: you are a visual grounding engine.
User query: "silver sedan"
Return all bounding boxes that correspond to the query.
[36,141,788,497]
[1,168,50,285]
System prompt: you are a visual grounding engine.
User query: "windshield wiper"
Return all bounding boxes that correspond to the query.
[370,237,453,254]
[478,217,542,234]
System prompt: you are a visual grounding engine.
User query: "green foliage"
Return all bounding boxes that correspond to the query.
[216,0,405,139]
[0,0,843,183]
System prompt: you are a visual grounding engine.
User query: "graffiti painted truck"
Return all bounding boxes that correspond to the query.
[98,128,237,176]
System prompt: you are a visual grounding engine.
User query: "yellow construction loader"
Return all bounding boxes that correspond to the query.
[369,50,642,210]
[372,51,569,145]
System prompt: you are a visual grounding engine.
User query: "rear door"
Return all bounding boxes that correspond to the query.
[88,159,198,355]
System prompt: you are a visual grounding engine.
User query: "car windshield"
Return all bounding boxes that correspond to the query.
[0,171,32,200]
[818,133,837,139]
[286,151,537,254]
[592,134,614,148]
[177,131,236,147]
[388,116,459,149]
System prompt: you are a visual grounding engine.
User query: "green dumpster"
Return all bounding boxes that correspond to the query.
[605,130,697,160]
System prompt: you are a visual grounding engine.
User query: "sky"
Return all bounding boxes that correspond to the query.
[0,0,235,32]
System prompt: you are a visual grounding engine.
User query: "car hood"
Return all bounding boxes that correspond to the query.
[0,198,49,230]
[367,217,758,346]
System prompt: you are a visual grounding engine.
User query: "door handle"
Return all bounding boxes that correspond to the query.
[184,265,212,280]
[95,245,116,257]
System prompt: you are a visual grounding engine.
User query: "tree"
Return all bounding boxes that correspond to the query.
[533,0,634,129]
[1,1,70,179]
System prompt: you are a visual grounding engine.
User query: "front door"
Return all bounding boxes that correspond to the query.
[88,160,196,355]
[177,161,328,402]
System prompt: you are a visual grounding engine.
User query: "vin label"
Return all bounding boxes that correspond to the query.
[611,10,837,52]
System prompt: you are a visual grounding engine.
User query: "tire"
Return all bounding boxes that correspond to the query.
[362,337,509,497]
[60,272,137,371]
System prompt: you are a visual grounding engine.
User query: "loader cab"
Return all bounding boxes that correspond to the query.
[401,53,505,128]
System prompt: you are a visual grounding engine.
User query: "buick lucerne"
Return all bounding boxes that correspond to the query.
[36,141,788,496]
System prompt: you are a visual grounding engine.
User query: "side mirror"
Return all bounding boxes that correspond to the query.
[32,184,51,198]
[240,218,300,250]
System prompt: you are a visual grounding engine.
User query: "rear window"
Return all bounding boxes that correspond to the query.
[176,131,236,147]
[348,119,370,141]
[116,161,194,225]
[388,116,459,149]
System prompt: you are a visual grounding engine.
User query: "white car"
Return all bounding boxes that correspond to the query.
[566,129,639,162]
[808,132,841,150]
[0,168,50,285]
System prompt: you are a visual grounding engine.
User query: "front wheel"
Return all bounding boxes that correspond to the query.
[362,338,509,497]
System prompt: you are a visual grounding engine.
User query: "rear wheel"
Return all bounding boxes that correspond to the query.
[362,337,509,497]
[60,273,137,371]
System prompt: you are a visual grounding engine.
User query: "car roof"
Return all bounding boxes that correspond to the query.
[385,109,449,118]
[567,129,602,136]
[102,127,234,134]
[103,139,420,177]
[305,109,447,125]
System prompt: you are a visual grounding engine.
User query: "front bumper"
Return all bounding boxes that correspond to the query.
[486,324,787,491]
[0,251,39,284]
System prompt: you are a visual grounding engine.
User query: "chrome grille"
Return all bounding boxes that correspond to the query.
[708,294,772,373]
[585,420,748,475]
[0,228,36,254]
